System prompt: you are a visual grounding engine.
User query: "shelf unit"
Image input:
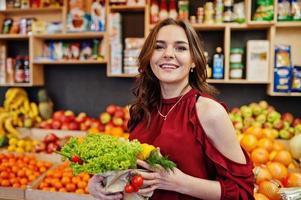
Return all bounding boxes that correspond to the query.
[0,0,106,86]
[0,0,300,97]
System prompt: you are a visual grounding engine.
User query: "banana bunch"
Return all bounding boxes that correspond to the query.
[0,88,43,137]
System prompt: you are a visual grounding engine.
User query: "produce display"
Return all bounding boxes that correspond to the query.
[230,100,301,140]
[37,162,91,194]
[0,154,52,188]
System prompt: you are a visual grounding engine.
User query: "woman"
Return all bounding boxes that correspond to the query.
[88,18,254,200]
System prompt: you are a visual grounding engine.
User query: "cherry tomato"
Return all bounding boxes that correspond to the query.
[71,155,83,165]
[124,184,134,193]
[131,175,144,188]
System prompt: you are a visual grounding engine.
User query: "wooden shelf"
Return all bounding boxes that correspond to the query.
[0,34,29,40]
[247,21,274,28]
[110,5,145,12]
[276,22,301,27]
[32,32,105,39]
[268,92,301,96]
[33,60,106,64]
[192,23,226,30]
[0,82,38,87]
[207,79,269,84]
[0,7,62,14]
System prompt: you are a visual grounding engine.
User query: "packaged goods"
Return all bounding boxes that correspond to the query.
[212,47,224,79]
[278,0,291,21]
[253,0,274,21]
[246,40,269,81]
[291,66,301,92]
[230,48,244,63]
[230,63,244,79]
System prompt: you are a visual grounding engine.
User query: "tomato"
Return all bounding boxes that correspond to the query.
[131,175,143,188]
[124,184,134,193]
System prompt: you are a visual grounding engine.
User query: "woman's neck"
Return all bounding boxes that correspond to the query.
[160,82,191,99]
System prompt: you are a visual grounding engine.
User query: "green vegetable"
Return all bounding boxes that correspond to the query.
[146,150,177,170]
[60,134,142,175]
[0,136,8,147]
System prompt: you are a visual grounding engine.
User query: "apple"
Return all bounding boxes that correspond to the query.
[240,106,253,118]
[283,121,290,130]
[233,121,243,130]
[281,112,294,124]
[64,110,75,116]
[259,100,268,109]
[35,143,46,153]
[51,119,62,129]
[267,111,281,123]
[294,124,301,134]
[273,119,284,130]
[91,120,101,128]
[251,121,262,128]
[251,105,262,116]
[61,114,75,123]
[279,129,293,139]
[256,114,266,124]
[80,123,90,131]
[293,118,301,127]
[53,110,65,121]
[243,117,255,127]
[47,143,58,154]
[231,107,241,115]
[98,123,105,132]
[112,117,123,126]
[76,115,87,123]
[61,122,69,130]
[100,112,111,124]
[267,106,275,113]
[44,133,58,144]
[106,105,117,115]
[114,109,125,119]
[68,121,79,130]
[263,122,273,129]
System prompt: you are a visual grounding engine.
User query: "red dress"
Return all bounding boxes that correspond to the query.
[129,89,254,200]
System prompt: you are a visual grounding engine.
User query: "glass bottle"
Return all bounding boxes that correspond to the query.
[212,47,224,79]
[15,56,25,83]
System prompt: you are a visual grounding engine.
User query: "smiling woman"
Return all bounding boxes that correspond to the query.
[88,18,255,200]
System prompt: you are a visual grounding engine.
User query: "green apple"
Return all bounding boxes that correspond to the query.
[267,111,281,123]
[279,129,292,139]
[294,124,301,135]
[240,106,253,118]
[259,100,268,109]
[100,112,111,124]
[251,121,262,128]
[256,114,266,124]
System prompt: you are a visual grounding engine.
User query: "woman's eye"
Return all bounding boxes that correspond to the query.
[155,45,164,50]
[175,46,188,51]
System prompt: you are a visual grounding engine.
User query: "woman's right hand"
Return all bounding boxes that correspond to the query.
[88,175,123,200]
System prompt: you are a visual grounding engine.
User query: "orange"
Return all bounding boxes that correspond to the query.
[254,193,269,200]
[269,150,278,161]
[262,128,276,140]
[251,148,269,165]
[272,150,292,166]
[257,138,273,152]
[258,179,282,200]
[253,166,272,185]
[266,162,288,181]
[287,172,301,187]
[240,134,258,152]
[245,126,263,139]
[110,127,124,137]
[272,141,285,151]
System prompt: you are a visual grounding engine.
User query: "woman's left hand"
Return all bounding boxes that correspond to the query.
[136,159,186,195]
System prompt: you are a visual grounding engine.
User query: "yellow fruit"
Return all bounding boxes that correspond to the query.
[15,147,24,153]
[9,138,18,145]
[17,140,26,148]
[7,145,16,152]
[137,143,156,160]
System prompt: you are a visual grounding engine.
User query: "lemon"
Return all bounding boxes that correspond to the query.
[137,143,156,160]
[15,147,24,153]
[7,145,16,152]
[9,138,18,145]
[17,140,25,147]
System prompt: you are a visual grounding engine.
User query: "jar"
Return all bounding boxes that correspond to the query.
[230,48,243,63]
[230,63,243,79]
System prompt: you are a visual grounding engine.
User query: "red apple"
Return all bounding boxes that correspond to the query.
[47,143,58,154]
[91,120,101,128]
[62,114,75,123]
[51,119,62,129]
[64,110,75,116]
[273,119,284,130]
[76,112,87,123]
[281,112,294,124]
[39,121,49,129]
[35,143,46,153]
[68,121,79,130]
[80,123,90,131]
[53,110,65,121]
[114,109,125,119]
[100,112,111,124]
[98,123,105,132]
[106,105,117,115]
[293,118,301,127]
[44,133,58,144]
[61,122,69,130]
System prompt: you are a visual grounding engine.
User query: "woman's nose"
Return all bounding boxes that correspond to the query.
[163,46,174,59]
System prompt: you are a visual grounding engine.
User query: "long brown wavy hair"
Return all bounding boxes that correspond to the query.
[128,18,218,132]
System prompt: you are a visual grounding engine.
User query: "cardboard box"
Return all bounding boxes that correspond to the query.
[0,186,26,200]
[246,40,270,81]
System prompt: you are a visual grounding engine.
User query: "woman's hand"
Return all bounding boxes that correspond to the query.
[88,175,123,200]
[136,159,187,195]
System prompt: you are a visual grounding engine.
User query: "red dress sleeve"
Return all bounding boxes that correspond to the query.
[191,95,255,200]
[201,130,254,199]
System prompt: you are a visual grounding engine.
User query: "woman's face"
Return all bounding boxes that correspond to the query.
[150,25,194,85]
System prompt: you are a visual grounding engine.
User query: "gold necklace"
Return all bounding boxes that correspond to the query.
[157,84,190,120]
